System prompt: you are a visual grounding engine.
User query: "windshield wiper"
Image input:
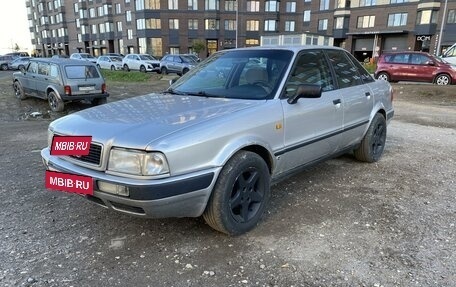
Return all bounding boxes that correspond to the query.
[185,91,221,98]
[165,88,187,95]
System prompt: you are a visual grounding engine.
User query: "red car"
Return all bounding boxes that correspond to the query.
[374,51,456,85]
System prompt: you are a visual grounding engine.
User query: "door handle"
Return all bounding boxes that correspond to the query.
[333,99,341,105]
[365,92,371,97]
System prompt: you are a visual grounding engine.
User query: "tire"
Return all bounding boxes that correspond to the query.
[13,81,26,100]
[203,151,271,235]
[123,64,130,72]
[18,65,25,71]
[377,72,390,82]
[354,113,387,163]
[96,64,101,69]
[1,64,8,71]
[110,65,115,71]
[47,91,64,112]
[161,67,168,75]
[140,65,146,73]
[92,97,107,106]
[435,74,450,85]
[182,68,189,75]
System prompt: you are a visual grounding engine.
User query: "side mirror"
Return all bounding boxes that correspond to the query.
[287,84,322,104]
[20,66,26,73]
[426,60,435,66]
[169,77,178,86]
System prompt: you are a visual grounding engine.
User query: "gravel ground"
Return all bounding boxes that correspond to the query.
[0,71,455,287]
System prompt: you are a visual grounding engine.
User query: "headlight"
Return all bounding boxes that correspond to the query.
[108,148,169,176]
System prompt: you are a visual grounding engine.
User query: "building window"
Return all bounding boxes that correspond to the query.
[303,10,311,22]
[81,25,88,34]
[246,39,259,46]
[146,19,161,29]
[225,0,236,11]
[137,19,146,30]
[448,10,456,24]
[246,1,259,12]
[205,0,219,10]
[103,4,111,15]
[115,3,121,14]
[99,23,105,33]
[357,15,375,28]
[98,6,104,17]
[91,24,97,34]
[225,20,236,30]
[75,19,80,28]
[105,22,114,33]
[168,0,178,9]
[205,19,220,30]
[264,20,277,31]
[359,0,375,6]
[170,47,180,54]
[390,0,407,3]
[286,2,296,12]
[318,19,328,30]
[47,1,53,11]
[334,17,344,29]
[416,10,438,25]
[246,20,259,31]
[388,13,407,27]
[137,0,160,10]
[169,19,179,29]
[188,0,198,10]
[89,8,96,18]
[125,0,130,3]
[285,21,295,31]
[74,3,79,13]
[320,0,329,10]
[126,10,132,22]
[336,0,350,9]
[79,9,88,19]
[188,19,198,29]
[117,21,123,32]
[127,29,133,39]
[265,1,279,12]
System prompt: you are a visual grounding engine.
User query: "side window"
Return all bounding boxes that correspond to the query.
[326,49,363,89]
[410,54,430,65]
[49,64,59,78]
[27,62,38,74]
[284,50,335,97]
[391,53,409,64]
[38,63,50,76]
[346,52,375,83]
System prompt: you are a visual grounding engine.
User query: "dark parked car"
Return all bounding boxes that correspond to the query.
[41,46,393,235]
[375,51,456,85]
[13,58,109,112]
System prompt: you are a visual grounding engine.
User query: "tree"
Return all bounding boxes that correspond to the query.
[14,43,20,52]
[192,40,206,57]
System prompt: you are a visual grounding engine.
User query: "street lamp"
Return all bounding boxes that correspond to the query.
[436,0,448,55]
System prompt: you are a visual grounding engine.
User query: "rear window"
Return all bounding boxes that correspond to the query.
[65,65,100,79]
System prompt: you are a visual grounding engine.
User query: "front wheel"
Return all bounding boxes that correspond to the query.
[140,65,146,73]
[161,67,168,75]
[1,64,8,71]
[435,74,450,85]
[110,65,115,71]
[14,81,26,100]
[123,64,130,72]
[203,151,271,235]
[354,113,387,163]
[47,91,64,112]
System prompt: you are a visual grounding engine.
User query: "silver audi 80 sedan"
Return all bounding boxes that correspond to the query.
[41,46,394,235]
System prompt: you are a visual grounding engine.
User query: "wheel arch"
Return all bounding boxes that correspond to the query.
[433,72,452,84]
[46,86,62,100]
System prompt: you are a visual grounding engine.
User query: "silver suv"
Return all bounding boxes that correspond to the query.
[13,58,109,112]
[41,46,394,234]
[160,54,197,75]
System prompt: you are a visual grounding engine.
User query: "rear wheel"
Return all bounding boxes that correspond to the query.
[110,65,115,71]
[161,67,168,75]
[13,81,26,100]
[140,65,146,73]
[435,74,450,85]
[92,97,107,106]
[354,113,387,163]
[377,72,390,82]
[47,91,64,112]
[182,68,189,75]
[203,151,271,235]
[1,64,8,71]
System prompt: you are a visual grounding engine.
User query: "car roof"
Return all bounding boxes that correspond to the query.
[30,58,96,65]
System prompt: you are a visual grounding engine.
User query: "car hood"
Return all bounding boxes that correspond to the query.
[50,93,259,149]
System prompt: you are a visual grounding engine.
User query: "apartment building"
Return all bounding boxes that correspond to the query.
[26,0,456,60]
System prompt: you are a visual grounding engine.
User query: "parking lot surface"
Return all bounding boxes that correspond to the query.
[1,71,455,286]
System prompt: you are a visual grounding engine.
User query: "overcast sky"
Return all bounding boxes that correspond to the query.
[0,0,31,54]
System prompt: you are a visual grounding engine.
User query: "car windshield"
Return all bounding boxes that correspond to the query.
[169,49,292,100]
[139,55,156,60]
[110,56,123,62]
[65,65,100,79]
[181,56,197,63]
[81,54,95,59]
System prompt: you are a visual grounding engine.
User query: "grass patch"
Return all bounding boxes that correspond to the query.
[101,70,153,82]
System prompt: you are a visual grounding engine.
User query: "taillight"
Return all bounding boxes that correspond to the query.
[102,83,106,94]
[64,85,71,95]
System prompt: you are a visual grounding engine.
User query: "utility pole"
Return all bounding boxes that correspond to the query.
[436,0,448,55]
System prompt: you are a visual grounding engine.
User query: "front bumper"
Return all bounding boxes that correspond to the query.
[41,148,220,218]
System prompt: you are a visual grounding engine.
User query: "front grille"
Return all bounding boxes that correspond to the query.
[70,143,102,165]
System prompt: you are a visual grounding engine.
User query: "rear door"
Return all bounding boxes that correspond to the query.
[325,49,374,149]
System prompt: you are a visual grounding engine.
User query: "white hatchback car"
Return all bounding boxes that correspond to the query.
[70,53,97,64]
[122,54,160,73]
[96,56,124,70]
